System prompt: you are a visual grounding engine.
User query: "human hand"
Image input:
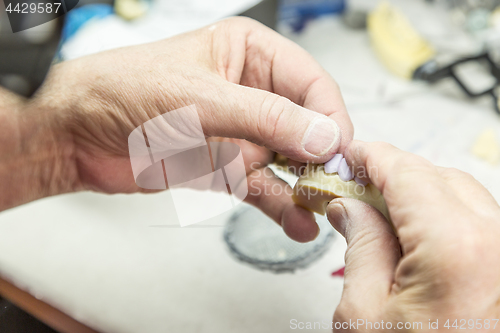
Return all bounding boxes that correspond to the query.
[327,141,500,331]
[15,17,353,239]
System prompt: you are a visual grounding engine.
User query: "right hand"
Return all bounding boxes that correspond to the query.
[327,140,500,332]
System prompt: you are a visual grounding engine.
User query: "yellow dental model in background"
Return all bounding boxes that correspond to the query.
[367,1,435,79]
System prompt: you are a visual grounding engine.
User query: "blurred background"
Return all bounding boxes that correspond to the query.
[1,0,500,332]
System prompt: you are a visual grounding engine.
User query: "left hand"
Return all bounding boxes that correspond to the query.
[13,17,353,241]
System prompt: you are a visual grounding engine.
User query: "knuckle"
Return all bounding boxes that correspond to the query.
[334,300,378,332]
[393,153,432,171]
[364,142,437,191]
[334,298,364,320]
[368,141,432,171]
[440,167,474,181]
[420,224,487,281]
[364,141,396,168]
[333,302,351,328]
[220,16,261,29]
[371,141,396,151]
[258,94,293,141]
[389,156,434,186]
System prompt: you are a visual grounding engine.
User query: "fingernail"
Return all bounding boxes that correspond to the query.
[302,117,340,156]
[328,202,347,236]
[324,153,343,174]
[338,158,353,181]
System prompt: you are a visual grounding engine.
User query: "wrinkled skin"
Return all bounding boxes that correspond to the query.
[8,17,353,241]
[327,140,500,332]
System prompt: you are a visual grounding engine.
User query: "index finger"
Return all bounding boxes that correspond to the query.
[343,140,461,230]
[270,41,353,151]
[217,17,354,152]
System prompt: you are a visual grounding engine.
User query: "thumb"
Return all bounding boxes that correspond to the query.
[327,198,401,307]
[201,83,342,163]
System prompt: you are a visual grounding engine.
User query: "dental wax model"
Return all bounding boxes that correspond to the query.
[292,154,390,221]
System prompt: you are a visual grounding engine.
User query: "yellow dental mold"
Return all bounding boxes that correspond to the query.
[292,164,390,222]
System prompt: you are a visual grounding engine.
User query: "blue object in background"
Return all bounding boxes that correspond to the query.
[61,4,114,43]
[279,0,345,33]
